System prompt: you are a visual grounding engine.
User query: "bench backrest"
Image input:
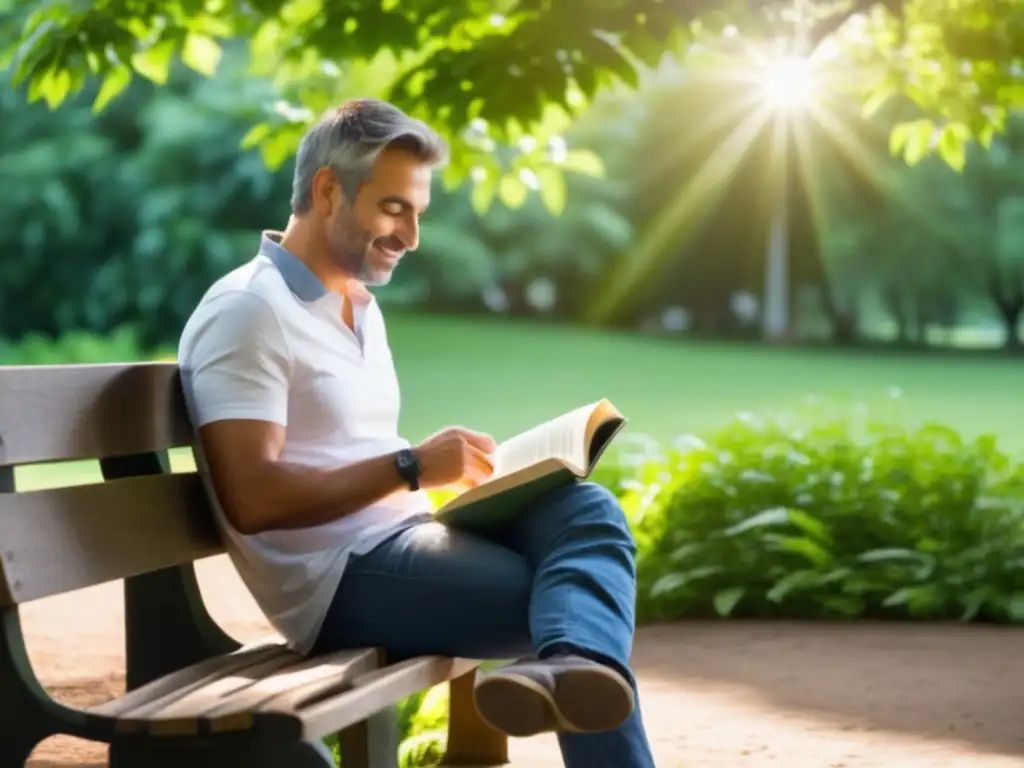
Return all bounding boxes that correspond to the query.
[0,362,225,609]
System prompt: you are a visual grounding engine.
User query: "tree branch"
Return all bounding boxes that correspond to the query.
[806,0,908,46]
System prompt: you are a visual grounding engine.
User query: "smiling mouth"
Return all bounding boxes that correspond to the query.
[374,243,404,263]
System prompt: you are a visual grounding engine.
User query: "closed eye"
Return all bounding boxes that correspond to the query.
[379,195,427,218]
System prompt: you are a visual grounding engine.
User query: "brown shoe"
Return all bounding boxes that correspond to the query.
[472,654,635,737]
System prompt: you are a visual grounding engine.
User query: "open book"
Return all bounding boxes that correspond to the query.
[433,399,627,532]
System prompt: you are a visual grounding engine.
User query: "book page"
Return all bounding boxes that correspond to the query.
[490,402,598,479]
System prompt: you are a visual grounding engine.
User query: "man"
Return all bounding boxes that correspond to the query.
[178,98,656,768]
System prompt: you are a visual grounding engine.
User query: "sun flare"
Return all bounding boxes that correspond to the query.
[760,55,815,108]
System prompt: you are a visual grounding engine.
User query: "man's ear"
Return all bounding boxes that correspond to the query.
[310,167,343,215]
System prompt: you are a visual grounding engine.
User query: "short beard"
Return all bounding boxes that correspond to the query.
[328,211,374,282]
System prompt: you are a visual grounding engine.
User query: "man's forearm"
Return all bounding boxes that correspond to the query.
[229,452,408,534]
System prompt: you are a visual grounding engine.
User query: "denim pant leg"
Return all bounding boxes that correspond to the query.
[312,484,656,768]
[499,481,656,768]
[311,518,534,660]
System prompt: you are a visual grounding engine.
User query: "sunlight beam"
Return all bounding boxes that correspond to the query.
[586,102,775,323]
[760,55,816,110]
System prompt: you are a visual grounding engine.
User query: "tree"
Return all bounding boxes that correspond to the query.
[836,0,1024,173]
[3,0,1021,205]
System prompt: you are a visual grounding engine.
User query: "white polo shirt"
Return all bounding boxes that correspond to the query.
[177,231,433,654]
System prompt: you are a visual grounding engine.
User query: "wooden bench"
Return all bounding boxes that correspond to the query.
[0,362,510,768]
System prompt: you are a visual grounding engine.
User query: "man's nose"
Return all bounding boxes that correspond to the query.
[398,215,419,252]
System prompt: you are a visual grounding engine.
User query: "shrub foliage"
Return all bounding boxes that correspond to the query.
[628,398,1024,624]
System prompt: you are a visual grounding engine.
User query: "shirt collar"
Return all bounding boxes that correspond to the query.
[259,230,329,302]
[259,229,374,312]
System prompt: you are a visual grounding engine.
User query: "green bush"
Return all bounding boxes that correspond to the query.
[0,326,150,365]
[324,685,449,767]
[632,399,1024,624]
[322,399,1024,766]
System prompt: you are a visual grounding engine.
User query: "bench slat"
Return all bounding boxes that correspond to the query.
[201,649,379,719]
[0,473,222,607]
[100,652,478,741]
[90,640,289,718]
[294,656,479,741]
[0,362,191,467]
[145,648,377,726]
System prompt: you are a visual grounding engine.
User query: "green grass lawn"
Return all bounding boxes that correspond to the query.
[386,312,1024,450]
[14,312,1024,491]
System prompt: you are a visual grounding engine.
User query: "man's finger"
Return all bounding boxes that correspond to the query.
[457,428,497,453]
[466,445,494,476]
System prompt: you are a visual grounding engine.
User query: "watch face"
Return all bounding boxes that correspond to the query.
[398,450,415,471]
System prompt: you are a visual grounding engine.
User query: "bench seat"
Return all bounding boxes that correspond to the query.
[90,640,478,742]
[0,362,509,767]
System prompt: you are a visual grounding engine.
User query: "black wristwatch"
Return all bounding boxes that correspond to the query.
[394,448,421,491]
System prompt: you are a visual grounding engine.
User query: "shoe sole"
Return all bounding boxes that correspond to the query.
[555,664,635,732]
[473,666,635,737]
[473,673,558,737]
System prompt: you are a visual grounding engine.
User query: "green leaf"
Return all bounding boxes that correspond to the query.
[650,566,722,598]
[470,173,497,215]
[131,39,176,85]
[1005,593,1024,621]
[560,149,605,178]
[536,167,567,216]
[29,67,72,109]
[724,507,789,536]
[883,585,945,616]
[861,81,895,118]
[497,173,528,208]
[241,122,272,150]
[889,122,910,156]
[937,123,967,172]
[764,534,834,567]
[959,589,987,621]
[712,586,745,617]
[92,66,131,113]
[783,508,832,543]
[182,33,222,77]
[259,124,306,170]
[902,119,934,166]
[650,573,687,598]
[855,548,926,564]
[766,570,821,603]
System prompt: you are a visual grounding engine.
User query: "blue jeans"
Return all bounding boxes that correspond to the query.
[311,481,656,768]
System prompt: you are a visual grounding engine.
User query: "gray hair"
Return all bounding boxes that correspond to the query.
[290,99,449,215]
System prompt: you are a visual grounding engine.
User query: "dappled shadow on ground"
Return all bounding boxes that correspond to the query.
[633,620,1024,758]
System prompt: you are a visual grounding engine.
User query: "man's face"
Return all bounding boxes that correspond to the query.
[315,146,432,286]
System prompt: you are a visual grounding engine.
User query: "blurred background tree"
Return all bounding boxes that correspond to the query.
[1,0,1022,354]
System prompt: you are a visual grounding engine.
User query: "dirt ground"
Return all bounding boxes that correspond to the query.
[20,555,1024,768]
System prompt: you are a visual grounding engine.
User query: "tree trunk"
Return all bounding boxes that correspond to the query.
[818,279,859,345]
[882,287,909,345]
[988,267,1023,352]
[997,302,1023,351]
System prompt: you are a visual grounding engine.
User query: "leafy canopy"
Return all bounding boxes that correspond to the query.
[2,0,1022,210]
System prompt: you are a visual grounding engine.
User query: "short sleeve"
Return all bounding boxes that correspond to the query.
[178,291,292,428]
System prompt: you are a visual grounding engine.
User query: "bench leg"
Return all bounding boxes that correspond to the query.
[337,708,401,768]
[110,737,335,768]
[441,670,509,766]
[101,453,240,690]
[0,470,73,766]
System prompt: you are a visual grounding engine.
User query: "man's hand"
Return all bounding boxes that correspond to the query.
[414,426,497,490]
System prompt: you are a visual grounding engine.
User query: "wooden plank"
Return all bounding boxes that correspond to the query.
[0,362,192,467]
[202,648,378,719]
[90,639,287,718]
[0,473,223,607]
[146,649,377,722]
[119,650,308,737]
[294,656,479,741]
